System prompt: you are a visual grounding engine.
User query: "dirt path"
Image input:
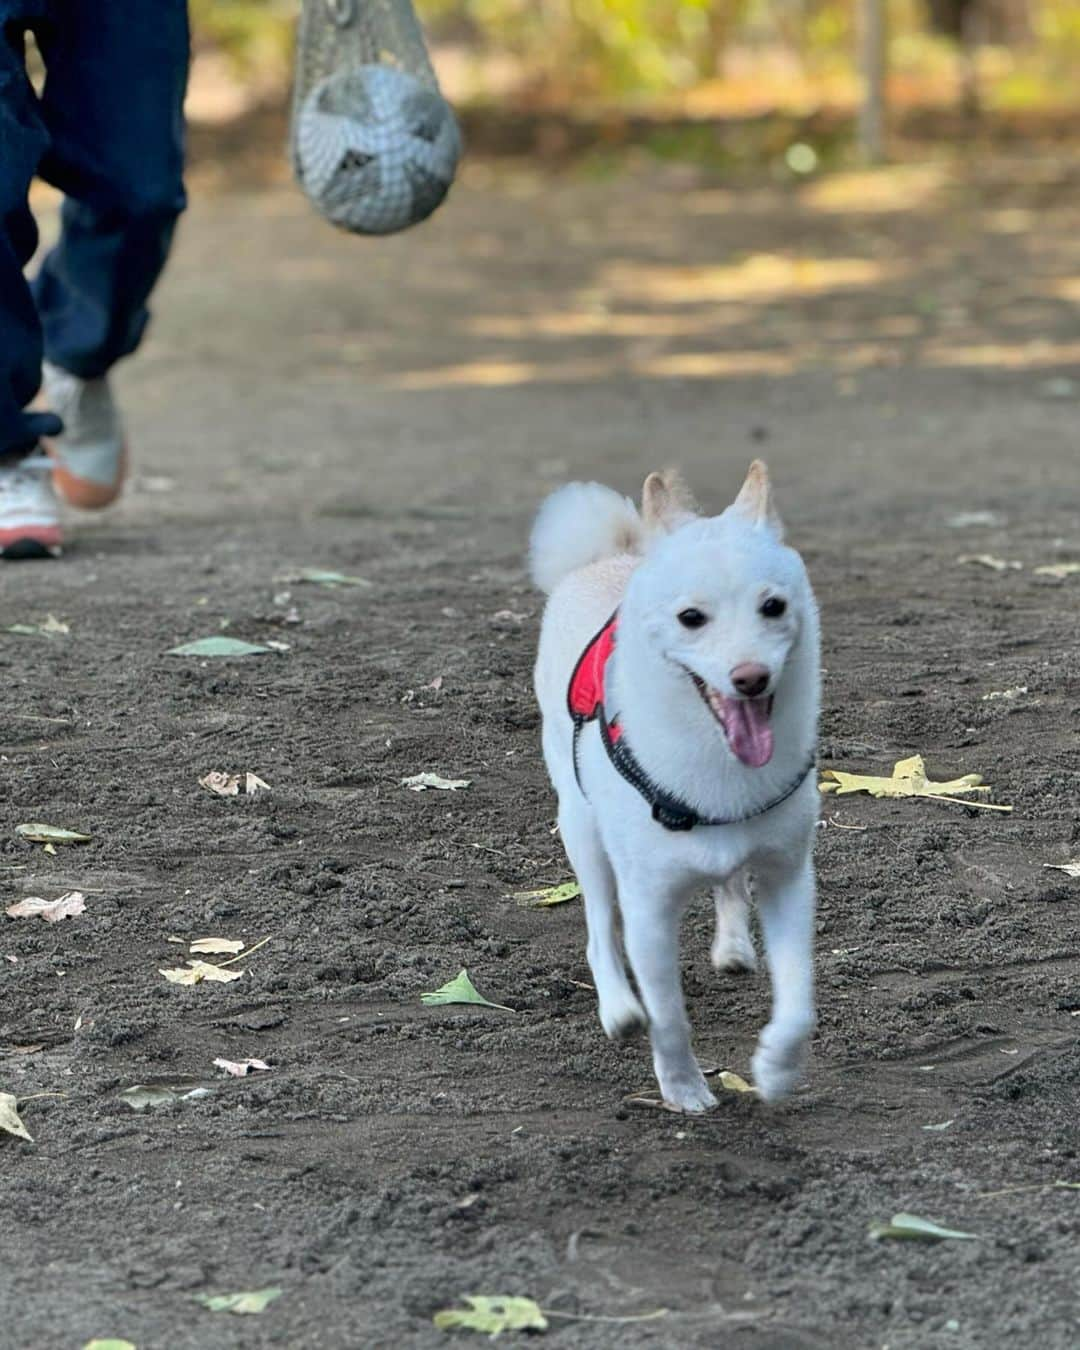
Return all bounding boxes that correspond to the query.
[2,152,1079,1349]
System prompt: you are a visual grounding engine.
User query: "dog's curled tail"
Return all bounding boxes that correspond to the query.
[529,482,643,594]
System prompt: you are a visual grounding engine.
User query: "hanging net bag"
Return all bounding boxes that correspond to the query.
[290,0,462,236]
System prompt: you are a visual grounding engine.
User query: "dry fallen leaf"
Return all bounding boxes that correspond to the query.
[1043,860,1080,879]
[213,1057,270,1077]
[190,937,245,955]
[956,554,1022,572]
[982,686,1027,701]
[6,891,86,923]
[160,961,244,986]
[820,754,1012,812]
[1033,562,1080,579]
[0,1092,33,1142]
[401,773,471,792]
[718,1070,756,1094]
[200,772,271,797]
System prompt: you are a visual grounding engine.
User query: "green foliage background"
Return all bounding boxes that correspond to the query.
[190,0,1080,103]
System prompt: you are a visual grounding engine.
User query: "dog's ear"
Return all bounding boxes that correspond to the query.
[732,460,783,536]
[642,469,697,534]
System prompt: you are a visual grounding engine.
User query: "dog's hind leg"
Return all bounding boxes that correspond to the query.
[711,869,757,973]
[751,851,817,1103]
[559,805,645,1041]
[621,884,717,1113]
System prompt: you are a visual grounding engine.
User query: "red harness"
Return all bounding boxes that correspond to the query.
[566,614,622,742]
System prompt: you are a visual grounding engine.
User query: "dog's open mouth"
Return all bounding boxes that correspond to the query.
[691,675,774,768]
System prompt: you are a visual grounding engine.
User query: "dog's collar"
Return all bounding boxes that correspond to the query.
[567,611,816,832]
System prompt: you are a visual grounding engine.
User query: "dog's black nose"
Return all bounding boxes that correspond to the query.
[731,662,770,698]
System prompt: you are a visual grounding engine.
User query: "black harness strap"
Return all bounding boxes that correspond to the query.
[597,705,816,830]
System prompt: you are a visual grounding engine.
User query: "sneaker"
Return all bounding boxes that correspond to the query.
[0,453,63,559]
[42,360,128,509]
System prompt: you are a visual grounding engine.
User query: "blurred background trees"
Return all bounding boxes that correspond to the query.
[187,0,1080,164]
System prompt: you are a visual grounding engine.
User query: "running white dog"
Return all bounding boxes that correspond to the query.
[530,462,819,1112]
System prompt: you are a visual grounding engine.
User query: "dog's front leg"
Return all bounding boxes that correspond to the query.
[751,850,816,1103]
[559,805,646,1040]
[621,883,717,1113]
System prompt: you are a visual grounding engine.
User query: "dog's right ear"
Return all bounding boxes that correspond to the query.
[642,469,697,534]
[732,459,783,536]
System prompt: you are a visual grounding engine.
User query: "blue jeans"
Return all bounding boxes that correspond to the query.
[0,0,189,458]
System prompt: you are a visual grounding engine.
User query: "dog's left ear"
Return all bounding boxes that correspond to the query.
[642,469,697,534]
[732,460,783,536]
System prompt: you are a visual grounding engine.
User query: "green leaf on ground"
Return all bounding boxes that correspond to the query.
[15,822,91,844]
[292,568,372,589]
[118,1085,183,1111]
[421,969,513,1012]
[718,1071,755,1093]
[4,614,69,637]
[434,1295,548,1336]
[512,882,581,908]
[196,1287,283,1315]
[14,820,92,842]
[922,1120,955,1131]
[0,1092,33,1141]
[167,637,272,657]
[401,772,471,792]
[83,1341,137,1350]
[118,1084,210,1111]
[869,1213,978,1242]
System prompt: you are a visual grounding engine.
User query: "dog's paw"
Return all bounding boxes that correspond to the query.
[658,1067,718,1114]
[599,991,647,1042]
[710,930,758,974]
[751,1027,810,1103]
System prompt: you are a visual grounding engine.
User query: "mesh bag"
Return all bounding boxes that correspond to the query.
[290,0,462,236]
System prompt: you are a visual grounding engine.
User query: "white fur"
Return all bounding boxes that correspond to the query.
[529,482,642,596]
[531,465,820,1112]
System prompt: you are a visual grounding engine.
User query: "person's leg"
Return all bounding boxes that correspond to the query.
[0,2,64,557]
[33,0,189,507]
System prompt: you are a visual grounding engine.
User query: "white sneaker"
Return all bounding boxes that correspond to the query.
[42,361,127,509]
[0,453,63,559]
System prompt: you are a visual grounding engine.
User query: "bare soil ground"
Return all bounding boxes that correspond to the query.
[2,150,1079,1349]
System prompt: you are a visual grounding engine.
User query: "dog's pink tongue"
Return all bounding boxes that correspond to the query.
[724,696,774,768]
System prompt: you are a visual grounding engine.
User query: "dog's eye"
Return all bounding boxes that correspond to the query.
[677,607,707,629]
[760,597,787,619]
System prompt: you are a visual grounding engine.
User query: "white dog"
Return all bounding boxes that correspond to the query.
[530,462,819,1113]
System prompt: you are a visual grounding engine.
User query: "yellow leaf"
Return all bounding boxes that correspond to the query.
[434,1296,548,1336]
[819,754,1011,812]
[718,1071,755,1093]
[189,937,245,955]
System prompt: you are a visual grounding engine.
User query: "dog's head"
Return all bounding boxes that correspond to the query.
[627,461,815,769]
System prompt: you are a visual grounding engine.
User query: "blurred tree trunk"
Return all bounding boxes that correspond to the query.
[857,0,888,163]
